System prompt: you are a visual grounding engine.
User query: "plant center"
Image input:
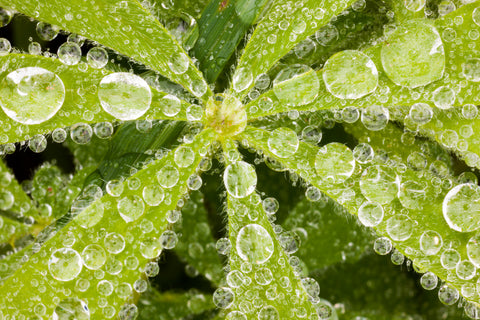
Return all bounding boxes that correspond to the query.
[205,94,247,138]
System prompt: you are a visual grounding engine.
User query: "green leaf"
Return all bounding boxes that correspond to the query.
[241,125,480,306]
[191,0,270,84]
[0,0,212,100]
[0,159,37,220]
[283,197,374,271]
[0,54,195,144]
[138,288,214,320]
[218,139,318,318]
[0,128,215,318]
[229,0,356,99]
[83,121,186,189]
[0,243,34,285]
[174,191,224,286]
[245,2,480,119]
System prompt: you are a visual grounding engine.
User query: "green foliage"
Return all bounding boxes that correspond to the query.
[0,0,479,319]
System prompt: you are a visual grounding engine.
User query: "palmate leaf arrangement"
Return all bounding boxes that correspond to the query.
[1,0,480,318]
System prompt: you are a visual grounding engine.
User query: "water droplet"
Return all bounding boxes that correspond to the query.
[161,94,182,117]
[49,248,83,281]
[323,50,378,99]
[361,105,389,131]
[0,190,13,210]
[273,64,319,106]
[52,128,67,143]
[441,248,460,269]
[473,7,480,27]
[142,185,164,206]
[174,146,195,167]
[226,311,247,320]
[53,298,89,320]
[315,142,355,184]
[213,287,234,309]
[70,123,93,144]
[404,0,425,11]
[232,67,253,92]
[236,224,274,264]
[87,47,108,69]
[140,237,162,259]
[373,237,392,255]
[268,128,299,158]
[420,272,437,290]
[75,200,104,228]
[467,234,480,267]
[94,122,114,139]
[456,260,476,280]
[36,22,59,41]
[58,42,82,65]
[258,305,279,320]
[168,53,189,74]
[0,67,65,124]
[157,165,180,188]
[97,279,114,296]
[104,232,125,254]
[82,244,106,270]
[409,103,433,125]
[360,165,399,204]
[28,41,42,55]
[358,202,384,227]
[386,214,414,241]
[432,86,455,110]
[118,195,145,222]
[160,230,178,249]
[186,104,203,121]
[29,134,47,153]
[0,38,11,55]
[438,284,459,305]
[224,161,257,198]
[443,183,480,232]
[98,72,152,120]
[106,179,124,197]
[419,230,442,255]
[381,21,444,88]
[0,8,14,27]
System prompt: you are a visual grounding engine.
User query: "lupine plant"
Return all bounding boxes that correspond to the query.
[0,0,479,318]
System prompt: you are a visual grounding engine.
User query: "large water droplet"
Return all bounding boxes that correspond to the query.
[404,0,426,11]
[157,165,180,188]
[82,244,106,270]
[118,195,145,222]
[381,21,445,88]
[419,230,443,255]
[224,161,257,198]
[273,64,319,106]
[386,214,414,241]
[315,142,355,184]
[232,67,253,92]
[48,248,83,281]
[53,298,90,320]
[98,72,152,120]
[236,224,274,264]
[268,128,299,158]
[323,50,378,99]
[360,165,399,205]
[358,202,383,227]
[0,67,65,124]
[168,53,189,74]
[58,42,82,66]
[443,183,480,232]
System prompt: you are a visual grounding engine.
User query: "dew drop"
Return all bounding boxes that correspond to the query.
[474,7,480,27]
[168,53,189,74]
[104,232,125,254]
[0,67,65,124]
[161,94,182,117]
[467,234,480,267]
[441,248,460,269]
[315,142,355,184]
[258,305,279,320]
[87,47,108,69]
[213,287,234,309]
[52,128,67,143]
[404,0,426,11]
[53,298,90,320]
[118,195,145,222]
[36,22,59,41]
[443,183,480,232]
[224,161,257,198]
[419,230,442,256]
[432,86,455,109]
[323,50,378,99]
[48,248,83,281]
[381,21,444,88]
[82,244,106,270]
[70,123,93,145]
[409,103,433,125]
[157,165,180,188]
[232,67,253,92]
[174,146,195,167]
[58,42,82,66]
[420,272,437,290]
[0,38,11,55]
[361,105,389,131]
[438,284,459,305]
[98,72,152,120]
[373,237,392,255]
[268,128,299,158]
[140,237,162,259]
[142,185,164,206]
[358,202,384,227]
[160,230,178,249]
[457,260,476,280]
[0,8,14,27]
[236,224,274,264]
